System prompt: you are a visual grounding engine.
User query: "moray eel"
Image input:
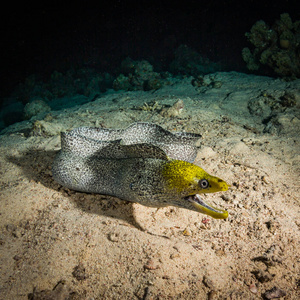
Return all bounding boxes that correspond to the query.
[52,122,229,219]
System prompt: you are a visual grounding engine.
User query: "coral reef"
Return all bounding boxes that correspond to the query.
[242,13,300,78]
[248,90,297,119]
[23,99,51,120]
[113,58,166,91]
[191,74,223,91]
[247,88,300,135]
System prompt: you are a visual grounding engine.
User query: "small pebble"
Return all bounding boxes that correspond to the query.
[183,228,192,236]
[249,283,258,294]
[144,259,160,270]
[203,275,215,289]
[263,286,286,299]
[221,194,230,201]
[207,290,218,300]
[261,175,269,184]
[170,253,180,259]
[108,232,119,242]
[13,228,23,238]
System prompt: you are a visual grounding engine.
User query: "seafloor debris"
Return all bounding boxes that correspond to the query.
[160,99,184,117]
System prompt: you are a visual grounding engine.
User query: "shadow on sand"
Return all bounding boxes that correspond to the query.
[7,148,146,231]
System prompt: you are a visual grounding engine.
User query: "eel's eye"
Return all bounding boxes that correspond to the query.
[199,179,209,189]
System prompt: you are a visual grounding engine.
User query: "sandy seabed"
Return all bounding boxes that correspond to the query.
[0,72,299,299]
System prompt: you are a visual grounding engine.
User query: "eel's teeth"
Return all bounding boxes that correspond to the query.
[185,194,228,219]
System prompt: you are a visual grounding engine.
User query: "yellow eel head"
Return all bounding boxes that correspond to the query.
[161,160,229,219]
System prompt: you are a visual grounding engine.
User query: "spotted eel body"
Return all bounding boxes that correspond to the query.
[52,122,229,219]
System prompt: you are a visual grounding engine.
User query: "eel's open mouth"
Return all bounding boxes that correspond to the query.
[185,194,228,219]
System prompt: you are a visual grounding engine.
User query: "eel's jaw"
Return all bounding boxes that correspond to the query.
[185,194,228,219]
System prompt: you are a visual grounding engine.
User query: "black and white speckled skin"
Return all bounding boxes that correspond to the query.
[52,122,201,208]
[67,122,201,162]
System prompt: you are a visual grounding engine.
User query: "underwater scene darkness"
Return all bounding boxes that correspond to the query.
[0,1,299,299]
